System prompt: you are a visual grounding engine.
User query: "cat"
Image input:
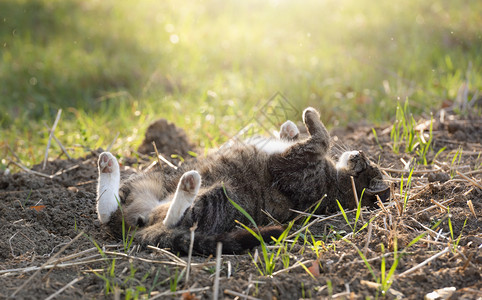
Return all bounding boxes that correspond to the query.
[96,108,389,255]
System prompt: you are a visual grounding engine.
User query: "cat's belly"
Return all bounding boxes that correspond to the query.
[244,137,293,154]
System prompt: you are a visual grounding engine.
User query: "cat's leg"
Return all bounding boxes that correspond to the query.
[163,170,201,228]
[302,107,330,149]
[277,107,330,158]
[279,120,300,140]
[97,152,120,224]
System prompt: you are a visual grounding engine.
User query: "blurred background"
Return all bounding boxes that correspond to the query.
[1,0,481,165]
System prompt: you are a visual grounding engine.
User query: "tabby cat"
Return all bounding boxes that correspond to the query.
[96,108,389,254]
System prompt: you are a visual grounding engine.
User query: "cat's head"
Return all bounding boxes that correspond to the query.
[337,150,390,208]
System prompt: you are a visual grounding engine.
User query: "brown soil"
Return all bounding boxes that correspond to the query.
[1,112,481,300]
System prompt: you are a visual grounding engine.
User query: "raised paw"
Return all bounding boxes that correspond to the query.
[280,120,300,140]
[98,152,119,174]
[302,107,320,125]
[179,170,201,194]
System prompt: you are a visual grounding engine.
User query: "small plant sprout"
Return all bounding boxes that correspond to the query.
[415,113,435,165]
[450,148,463,178]
[21,189,33,208]
[169,268,185,292]
[400,166,414,214]
[226,190,277,276]
[336,189,375,236]
[116,196,137,254]
[372,128,383,150]
[447,206,468,253]
[379,239,399,296]
[92,258,118,296]
[390,100,417,154]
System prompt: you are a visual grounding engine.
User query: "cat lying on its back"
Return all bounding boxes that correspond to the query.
[96,108,389,255]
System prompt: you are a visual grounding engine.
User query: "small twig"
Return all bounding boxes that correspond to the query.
[157,153,178,169]
[152,141,163,171]
[0,253,200,277]
[271,260,311,276]
[8,231,20,258]
[457,171,482,190]
[455,248,477,270]
[43,122,71,159]
[430,199,448,212]
[287,208,359,239]
[7,144,22,162]
[360,280,404,298]
[398,247,450,277]
[185,223,197,287]
[363,222,373,257]
[414,198,455,215]
[11,230,83,297]
[106,132,120,152]
[213,242,223,300]
[419,238,446,246]
[149,287,210,300]
[467,200,477,218]
[380,167,441,174]
[332,291,351,298]
[147,245,187,266]
[224,289,262,300]
[463,169,482,176]
[43,109,62,170]
[409,217,449,241]
[345,252,395,266]
[9,160,54,179]
[45,276,83,300]
[376,195,389,214]
[103,250,207,267]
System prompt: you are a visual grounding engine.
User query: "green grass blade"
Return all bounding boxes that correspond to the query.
[225,184,258,228]
[336,200,353,232]
[447,206,454,240]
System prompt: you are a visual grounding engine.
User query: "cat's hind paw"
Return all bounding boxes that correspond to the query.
[98,152,119,175]
[97,152,120,224]
[302,107,320,124]
[163,170,201,227]
[179,170,201,195]
[280,120,300,140]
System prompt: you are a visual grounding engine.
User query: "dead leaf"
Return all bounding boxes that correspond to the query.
[181,292,199,300]
[307,260,321,277]
[30,205,46,211]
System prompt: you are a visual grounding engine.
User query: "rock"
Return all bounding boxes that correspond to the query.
[427,172,450,183]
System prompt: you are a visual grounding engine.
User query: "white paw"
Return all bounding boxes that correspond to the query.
[97,152,120,224]
[280,120,300,140]
[163,171,201,228]
[179,170,201,195]
[98,152,119,174]
[302,107,320,124]
[336,150,360,170]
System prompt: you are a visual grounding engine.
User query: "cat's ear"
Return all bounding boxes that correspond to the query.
[365,179,390,202]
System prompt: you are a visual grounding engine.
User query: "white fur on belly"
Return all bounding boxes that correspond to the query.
[244,137,293,154]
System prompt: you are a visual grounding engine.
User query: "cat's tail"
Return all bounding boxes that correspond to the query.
[137,225,284,255]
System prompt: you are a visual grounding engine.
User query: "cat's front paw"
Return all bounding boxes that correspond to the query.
[179,170,201,195]
[98,152,119,174]
[280,120,300,140]
[336,150,368,174]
